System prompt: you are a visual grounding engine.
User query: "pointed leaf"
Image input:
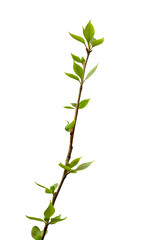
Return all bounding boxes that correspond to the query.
[91,37,104,47]
[85,64,98,80]
[71,53,82,63]
[31,226,41,239]
[69,157,82,168]
[35,182,53,194]
[26,216,44,222]
[73,62,84,79]
[79,99,90,109]
[50,215,67,224]
[50,183,58,192]
[76,161,94,171]
[69,33,85,44]
[83,20,95,43]
[81,56,85,64]
[65,119,75,132]
[71,103,77,108]
[64,106,75,109]
[44,201,55,219]
[65,73,80,81]
[59,162,71,171]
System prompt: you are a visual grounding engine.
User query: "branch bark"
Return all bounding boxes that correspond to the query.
[41,47,91,240]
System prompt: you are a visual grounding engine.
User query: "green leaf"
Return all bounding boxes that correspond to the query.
[50,183,58,192]
[73,62,84,79]
[71,103,77,108]
[44,201,55,219]
[69,33,85,44]
[59,162,71,171]
[31,226,41,239]
[35,182,53,194]
[76,161,94,171]
[71,53,82,63]
[83,20,95,43]
[65,73,80,81]
[85,64,98,80]
[81,56,85,64]
[79,99,90,109]
[69,157,82,168]
[65,119,75,132]
[35,234,42,240]
[26,216,44,222]
[90,37,104,47]
[50,215,67,224]
[64,106,75,109]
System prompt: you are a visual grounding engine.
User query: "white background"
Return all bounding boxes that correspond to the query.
[0,0,144,239]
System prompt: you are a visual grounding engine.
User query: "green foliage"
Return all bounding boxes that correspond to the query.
[73,62,84,79]
[65,73,80,81]
[79,99,90,109]
[81,56,85,64]
[59,162,71,171]
[64,106,75,109]
[65,120,75,132]
[90,37,104,47]
[35,182,58,194]
[69,157,82,168]
[71,103,77,108]
[69,32,85,44]
[26,216,44,222]
[31,226,41,239]
[76,161,94,171]
[71,53,82,63]
[50,214,67,224]
[44,201,55,220]
[83,20,95,43]
[85,64,98,80]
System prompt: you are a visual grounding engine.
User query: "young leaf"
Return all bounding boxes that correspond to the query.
[81,56,85,64]
[44,201,55,219]
[79,99,90,109]
[59,162,71,171]
[35,182,53,194]
[50,214,67,224]
[65,119,75,132]
[83,20,95,43]
[26,216,44,222]
[85,64,98,80]
[31,226,41,239]
[76,161,94,171]
[64,106,75,109]
[73,62,84,79]
[50,183,58,192]
[65,73,80,81]
[69,33,85,44]
[69,157,82,168]
[35,234,42,240]
[71,103,77,108]
[71,53,82,63]
[90,37,104,47]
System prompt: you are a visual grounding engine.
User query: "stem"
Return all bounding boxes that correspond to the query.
[41,47,91,240]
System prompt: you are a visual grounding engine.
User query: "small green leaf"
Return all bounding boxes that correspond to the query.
[31,226,41,239]
[44,201,55,219]
[35,234,42,240]
[69,33,85,44]
[35,182,53,194]
[90,37,104,47]
[69,157,82,168]
[85,64,98,80]
[65,73,80,81]
[76,161,94,171]
[79,99,90,109]
[65,119,75,132]
[50,183,58,192]
[83,20,95,43]
[73,62,84,79]
[50,215,67,224]
[59,162,71,171]
[64,106,75,109]
[71,53,82,63]
[71,103,77,108]
[81,56,85,64]
[26,216,44,222]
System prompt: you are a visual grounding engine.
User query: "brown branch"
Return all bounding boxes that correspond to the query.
[41,47,91,240]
